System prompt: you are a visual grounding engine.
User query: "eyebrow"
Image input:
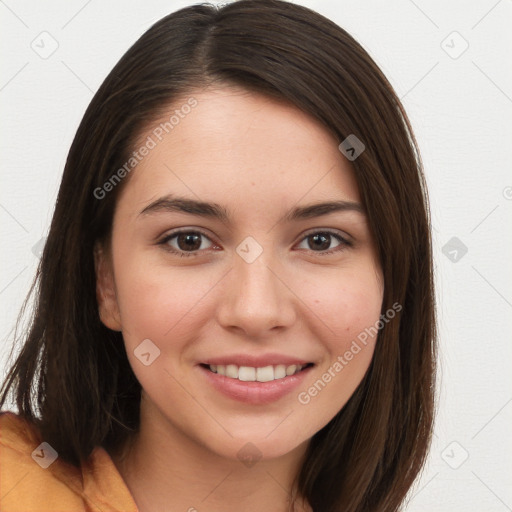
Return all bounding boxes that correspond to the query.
[138,194,365,224]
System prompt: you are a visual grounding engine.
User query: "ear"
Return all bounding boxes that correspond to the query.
[94,241,122,331]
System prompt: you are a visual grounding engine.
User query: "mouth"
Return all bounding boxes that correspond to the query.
[199,362,315,383]
[198,361,315,404]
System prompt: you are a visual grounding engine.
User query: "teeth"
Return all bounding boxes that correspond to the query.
[225,364,238,379]
[208,363,305,382]
[238,366,256,381]
[286,364,297,376]
[256,365,274,382]
[274,365,286,379]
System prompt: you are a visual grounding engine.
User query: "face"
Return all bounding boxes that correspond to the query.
[95,85,384,463]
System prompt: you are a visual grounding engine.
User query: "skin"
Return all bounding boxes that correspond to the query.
[95,85,384,512]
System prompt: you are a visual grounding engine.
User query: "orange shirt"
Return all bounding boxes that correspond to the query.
[0,411,139,511]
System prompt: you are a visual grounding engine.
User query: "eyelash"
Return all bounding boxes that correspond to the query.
[157,229,352,258]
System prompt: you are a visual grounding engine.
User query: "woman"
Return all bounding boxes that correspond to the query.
[0,1,437,511]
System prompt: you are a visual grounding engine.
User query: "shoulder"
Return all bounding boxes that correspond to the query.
[0,411,87,511]
[0,411,138,512]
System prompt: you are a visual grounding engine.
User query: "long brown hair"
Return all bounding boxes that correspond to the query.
[0,1,437,510]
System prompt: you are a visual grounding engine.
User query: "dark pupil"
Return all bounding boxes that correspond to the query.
[178,233,201,251]
[309,233,330,251]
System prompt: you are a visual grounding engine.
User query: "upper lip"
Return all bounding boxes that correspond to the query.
[200,354,314,367]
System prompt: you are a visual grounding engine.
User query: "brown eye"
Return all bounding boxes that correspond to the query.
[296,230,351,256]
[175,233,202,251]
[159,230,214,257]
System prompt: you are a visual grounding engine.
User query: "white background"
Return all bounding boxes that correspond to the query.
[1,1,511,510]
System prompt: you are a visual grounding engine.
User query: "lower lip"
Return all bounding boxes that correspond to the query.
[197,364,313,405]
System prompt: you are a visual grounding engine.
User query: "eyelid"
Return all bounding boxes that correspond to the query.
[300,227,352,243]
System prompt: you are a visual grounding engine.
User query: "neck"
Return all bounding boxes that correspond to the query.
[109,397,312,512]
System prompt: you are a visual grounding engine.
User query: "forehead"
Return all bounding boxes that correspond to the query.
[117,86,361,219]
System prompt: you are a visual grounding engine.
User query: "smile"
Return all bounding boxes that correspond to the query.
[204,363,314,382]
[198,361,315,404]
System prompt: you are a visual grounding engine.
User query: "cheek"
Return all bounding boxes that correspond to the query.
[299,265,383,350]
[294,268,383,423]
[112,253,216,350]
[112,262,218,399]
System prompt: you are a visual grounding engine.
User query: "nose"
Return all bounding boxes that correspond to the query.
[215,250,297,338]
